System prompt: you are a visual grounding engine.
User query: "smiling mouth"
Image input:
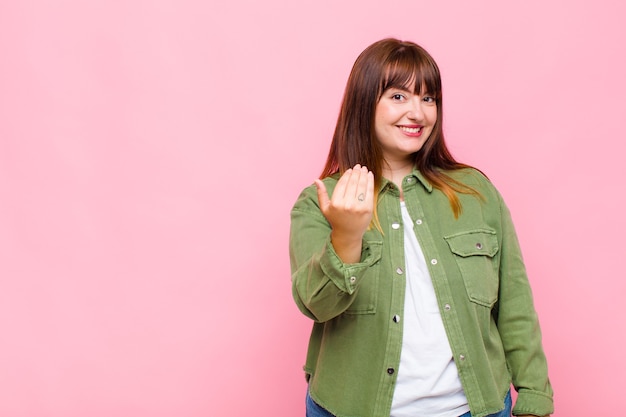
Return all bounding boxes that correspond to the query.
[399,126,423,134]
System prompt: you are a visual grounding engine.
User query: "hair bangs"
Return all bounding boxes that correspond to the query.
[380,48,441,98]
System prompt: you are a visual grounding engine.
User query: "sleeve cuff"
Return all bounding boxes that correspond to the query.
[513,389,554,416]
[319,237,382,294]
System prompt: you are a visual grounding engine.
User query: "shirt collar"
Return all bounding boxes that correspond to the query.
[379,168,433,193]
[411,169,433,192]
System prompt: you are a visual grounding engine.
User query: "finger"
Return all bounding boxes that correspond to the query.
[333,168,353,201]
[344,165,364,201]
[365,170,375,206]
[314,179,330,211]
[354,165,370,203]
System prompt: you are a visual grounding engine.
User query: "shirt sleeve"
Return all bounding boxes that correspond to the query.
[494,190,554,416]
[289,184,382,323]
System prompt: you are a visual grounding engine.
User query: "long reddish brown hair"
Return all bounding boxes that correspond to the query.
[321,38,480,218]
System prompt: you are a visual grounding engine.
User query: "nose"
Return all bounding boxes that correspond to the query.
[407,97,424,120]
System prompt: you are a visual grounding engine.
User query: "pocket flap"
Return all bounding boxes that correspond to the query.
[444,229,499,258]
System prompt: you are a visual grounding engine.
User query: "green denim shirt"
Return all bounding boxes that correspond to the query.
[290,168,553,417]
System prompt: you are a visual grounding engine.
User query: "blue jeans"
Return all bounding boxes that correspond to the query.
[306,390,512,417]
[306,391,334,417]
[458,390,512,417]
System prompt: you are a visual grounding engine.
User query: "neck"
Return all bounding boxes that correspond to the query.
[382,160,413,188]
[382,160,413,202]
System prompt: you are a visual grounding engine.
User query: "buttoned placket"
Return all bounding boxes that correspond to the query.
[404,183,473,402]
[379,184,407,411]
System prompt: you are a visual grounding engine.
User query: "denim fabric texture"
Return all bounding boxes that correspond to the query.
[458,390,512,417]
[307,390,512,417]
[306,391,334,417]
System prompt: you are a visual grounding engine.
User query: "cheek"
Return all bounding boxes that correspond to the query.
[374,104,388,122]
[374,108,390,132]
[427,108,438,124]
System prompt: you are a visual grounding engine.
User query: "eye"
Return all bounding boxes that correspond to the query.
[423,96,436,103]
[391,93,406,101]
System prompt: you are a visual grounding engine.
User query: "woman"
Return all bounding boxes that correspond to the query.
[289,38,553,417]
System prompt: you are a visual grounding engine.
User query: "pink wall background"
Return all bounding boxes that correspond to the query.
[1,1,624,416]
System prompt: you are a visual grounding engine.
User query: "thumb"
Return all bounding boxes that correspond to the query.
[314,179,330,211]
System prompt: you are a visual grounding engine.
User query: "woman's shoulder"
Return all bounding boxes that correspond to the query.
[444,166,503,199]
[446,166,491,185]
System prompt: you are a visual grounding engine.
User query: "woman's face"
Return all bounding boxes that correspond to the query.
[374,83,437,165]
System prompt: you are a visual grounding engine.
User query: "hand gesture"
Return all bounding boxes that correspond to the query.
[315,164,375,263]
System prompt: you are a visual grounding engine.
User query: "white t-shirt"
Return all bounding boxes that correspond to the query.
[390,202,470,417]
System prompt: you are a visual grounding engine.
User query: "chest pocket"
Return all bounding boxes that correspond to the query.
[444,229,499,308]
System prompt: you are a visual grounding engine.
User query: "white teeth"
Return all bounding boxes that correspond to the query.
[400,126,422,133]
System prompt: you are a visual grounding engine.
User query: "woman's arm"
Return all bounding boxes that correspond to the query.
[290,165,377,322]
[494,191,554,416]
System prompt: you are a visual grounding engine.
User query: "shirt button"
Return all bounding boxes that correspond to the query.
[459,355,466,361]
[406,177,415,183]
[393,315,401,323]
[349,276,356,283]
[415,219,423,225]
[444,304,451,311]
[396,267,403,275]
[392,223,400,230]
[387,368,395,375]
[430,259,438,265]
[476,243,483,250]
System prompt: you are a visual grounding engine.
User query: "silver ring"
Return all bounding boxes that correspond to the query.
[357,193,365,201]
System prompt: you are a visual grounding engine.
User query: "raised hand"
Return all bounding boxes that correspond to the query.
[315,164,375,263]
